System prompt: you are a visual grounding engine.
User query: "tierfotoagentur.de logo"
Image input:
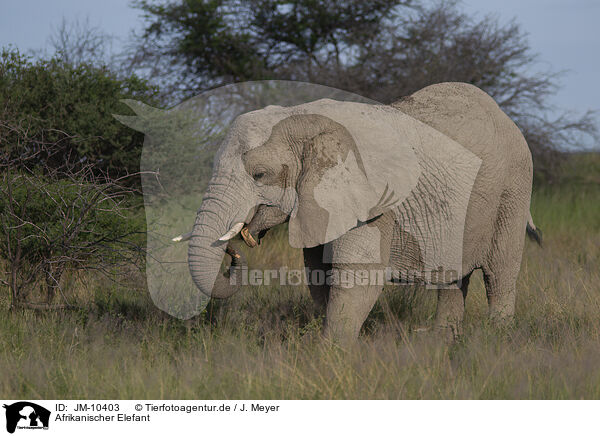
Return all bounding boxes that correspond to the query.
[3,402,50,433]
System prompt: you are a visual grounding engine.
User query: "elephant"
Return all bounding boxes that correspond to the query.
[183,82,541,342]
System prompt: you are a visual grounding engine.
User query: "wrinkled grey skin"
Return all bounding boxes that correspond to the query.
[189,82,537,342]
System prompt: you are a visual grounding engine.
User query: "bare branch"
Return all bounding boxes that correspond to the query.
[0,118,146,308]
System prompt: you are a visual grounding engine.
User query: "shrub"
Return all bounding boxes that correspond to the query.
[0,167,144,308]
[0,48,158,182]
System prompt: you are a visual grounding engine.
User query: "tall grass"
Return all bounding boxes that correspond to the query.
[0,154,598,399]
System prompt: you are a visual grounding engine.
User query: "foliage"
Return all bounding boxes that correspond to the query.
[0,103,146,308]
[0,167,144,308]
[0,48,159,181]
[0,175,132,262]
[132,0,409,91]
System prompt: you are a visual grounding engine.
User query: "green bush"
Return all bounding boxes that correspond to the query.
[1,174,140,260]
[0,171,145,304]
[0,48,159,180]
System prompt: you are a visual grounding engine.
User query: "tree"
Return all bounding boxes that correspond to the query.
[48,17,115,68]
[132,0,597,179]
[130,0,410,96]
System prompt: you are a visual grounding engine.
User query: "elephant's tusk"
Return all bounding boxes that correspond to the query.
[218,222,245,241]
[172,231,193,242]
[240,227,257,248]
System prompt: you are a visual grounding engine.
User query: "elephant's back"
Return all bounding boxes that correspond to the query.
[391,82,533,274]
[391,82,531,170]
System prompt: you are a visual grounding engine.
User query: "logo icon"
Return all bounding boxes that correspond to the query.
[3,402,50,433]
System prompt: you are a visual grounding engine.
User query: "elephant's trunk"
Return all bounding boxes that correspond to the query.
[188,176,253,298]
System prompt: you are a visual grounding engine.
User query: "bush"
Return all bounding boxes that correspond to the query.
[0,168,144,308]
[0,48,159,182]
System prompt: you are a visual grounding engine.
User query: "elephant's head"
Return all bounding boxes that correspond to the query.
[188,100,418,299]
[241,114,375,246]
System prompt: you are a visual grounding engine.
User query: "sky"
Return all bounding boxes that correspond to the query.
[0,0,598,118]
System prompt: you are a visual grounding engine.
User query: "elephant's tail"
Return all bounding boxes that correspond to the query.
[526,211,542,246]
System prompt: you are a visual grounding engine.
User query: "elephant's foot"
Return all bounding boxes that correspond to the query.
[409,322,461,342]
[434,321,463,343]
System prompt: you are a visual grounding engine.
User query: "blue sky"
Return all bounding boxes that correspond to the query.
[1,0,598,117]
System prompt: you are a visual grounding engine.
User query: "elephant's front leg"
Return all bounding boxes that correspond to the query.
[323,215,393,343]
[303,245,331,312]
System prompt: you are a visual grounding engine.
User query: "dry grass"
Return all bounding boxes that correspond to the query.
[0,154,598,399]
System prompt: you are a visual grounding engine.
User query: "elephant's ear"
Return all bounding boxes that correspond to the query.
[288,115,409,248]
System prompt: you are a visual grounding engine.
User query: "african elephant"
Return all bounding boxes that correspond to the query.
[184,82,541,341]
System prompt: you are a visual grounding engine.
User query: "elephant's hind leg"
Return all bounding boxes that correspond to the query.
[482,191,529,325]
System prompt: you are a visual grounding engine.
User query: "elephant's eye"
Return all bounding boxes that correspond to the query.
[253,171,266,181]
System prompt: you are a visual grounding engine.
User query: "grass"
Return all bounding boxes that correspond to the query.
[0,153,599,399]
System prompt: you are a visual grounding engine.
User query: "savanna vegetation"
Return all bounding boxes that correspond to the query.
[0,0,598,399]
[0,153,597,399]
